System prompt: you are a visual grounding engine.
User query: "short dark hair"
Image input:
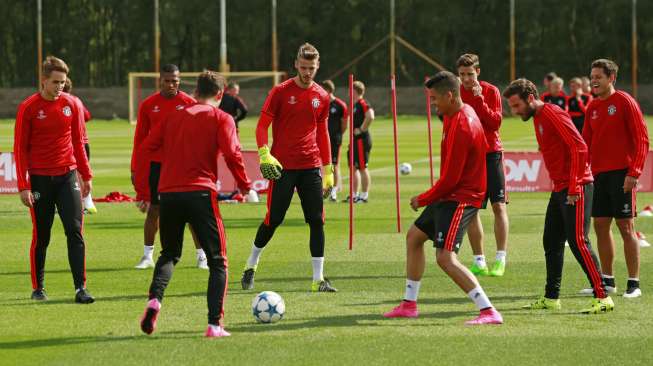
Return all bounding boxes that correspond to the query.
[456,53,479,69]
[196,70,225,98]
[63,78,73,93]
[503,78,539,101]
[544,72,557,82]
[43,56,69,77]
[591,58,619,78]
[297,42,319,61]
[161,64,179,74]
[321,80,335,93]
[424,71,460,97]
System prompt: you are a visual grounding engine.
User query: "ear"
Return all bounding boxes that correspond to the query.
[475,67,481,76]
[609,73,617,84]
[527,94,535,104]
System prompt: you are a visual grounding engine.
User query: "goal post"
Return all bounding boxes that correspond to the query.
[128,71,286,124]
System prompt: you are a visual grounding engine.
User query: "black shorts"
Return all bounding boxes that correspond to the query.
[149,162,162,205]
[264,168,324,227]
[592,168,636,218]
[84,143,90,161]
[348,134,372,169]
[330,137,342,165]
[414,201,478,253]
[481,151,507,208]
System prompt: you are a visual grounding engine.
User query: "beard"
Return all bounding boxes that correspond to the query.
[521,105,535,121]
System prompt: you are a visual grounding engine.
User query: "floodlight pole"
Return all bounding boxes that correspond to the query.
[271,0,278,74]
[37,0,43,89]
[154,0,160,73]
[220,0,229,72]
[632,0,638,99]
[509,0,516,81]
[390,0,396,76]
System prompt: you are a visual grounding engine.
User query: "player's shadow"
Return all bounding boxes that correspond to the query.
[0,267,133,276]
[229,310,471,333]
[85,222,143,230]
[0,335,141,350]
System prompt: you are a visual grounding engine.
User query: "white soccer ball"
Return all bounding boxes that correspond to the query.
[399,162,412,175]
[252,291,285,323]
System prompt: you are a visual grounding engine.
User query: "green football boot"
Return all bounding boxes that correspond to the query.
[580,296,614,314]
[489,261,506,277]
[470,263,489,276]
[522,296,561,310]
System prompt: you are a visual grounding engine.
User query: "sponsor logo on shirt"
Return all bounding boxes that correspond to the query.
[62,106,72,117]
[37,110,47,120]
[608,105,617,116]
[591,110,599,119]
[312,98,320,109]
[288,96,297,105]
[153,105,160,113]
[175,105,184,110]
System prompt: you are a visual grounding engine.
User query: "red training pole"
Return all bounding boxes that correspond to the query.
[424,76,434,186]
[390,74,402,233]
[348,74,355,250]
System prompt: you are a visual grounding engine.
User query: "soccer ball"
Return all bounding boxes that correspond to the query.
[399,162,412,175]
[252,291,285,323]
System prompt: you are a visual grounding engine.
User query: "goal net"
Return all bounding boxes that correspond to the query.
[128,71,286,124]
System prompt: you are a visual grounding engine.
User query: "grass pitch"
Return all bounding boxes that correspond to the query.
[0,115,652,365]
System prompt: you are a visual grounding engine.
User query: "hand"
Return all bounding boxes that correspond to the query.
[258,145,283,180]
[624,176,638,192]
[322,164,335,198]
[566,194,579,205]
[471,80,482,97]
[135,200,150,213]
[81,180,92,197]
[353,128,362,136]
[410,196,420,211]
[20,190,34,208]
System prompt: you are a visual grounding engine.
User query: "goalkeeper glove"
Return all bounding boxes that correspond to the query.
[322,164,335,198]
[258,145,283,180]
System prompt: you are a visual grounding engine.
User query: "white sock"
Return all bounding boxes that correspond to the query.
[404,279,421,301]
[628,277,640,282]
[247,244,264,268]
[330,189,337,199]
[311,257,324,281]
[602,274,615,279]
[84,194,94,206]
[473,255,487,268]
[495,250,507,263]
[467,286,493,310]
[207,324,222,331]
[196,248,206,260]
[360,191,369,200]
[144,245,154,259]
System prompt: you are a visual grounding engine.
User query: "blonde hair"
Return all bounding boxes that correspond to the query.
[353,81,365,95]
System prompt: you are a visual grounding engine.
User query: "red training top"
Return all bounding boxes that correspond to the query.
[71,95,92,144]
[136,102,248,194]
[583,90,649,177]
[256,79,331,169]
[14,92,92,191]
[459,81,503,153]
[131,91,196,171]
[416,104,487,208]
[533,104,593,194]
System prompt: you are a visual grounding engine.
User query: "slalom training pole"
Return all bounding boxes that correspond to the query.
[424,76,434,186]
[390,74,402,233]
[348,74,355,250]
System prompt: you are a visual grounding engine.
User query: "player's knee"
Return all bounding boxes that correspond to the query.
[615,219,635,236]
[306,216,324,228]
[436,250,454,269]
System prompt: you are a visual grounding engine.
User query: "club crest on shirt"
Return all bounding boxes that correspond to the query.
[153,105,160,113]
[62,106,72,117]
[330,107,337,114]
[591,110,599,120]
[37,110,47,120]
[33,191,40,201]
[288,96,297,105]
[608,105,617,116]
[557,100,565,108]
[312,98,320,109]
[175,105,184,110]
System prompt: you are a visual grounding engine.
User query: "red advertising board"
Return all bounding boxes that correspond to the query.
[504,151,653,192]
[0,152,18,193]
[217,150,268,193]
